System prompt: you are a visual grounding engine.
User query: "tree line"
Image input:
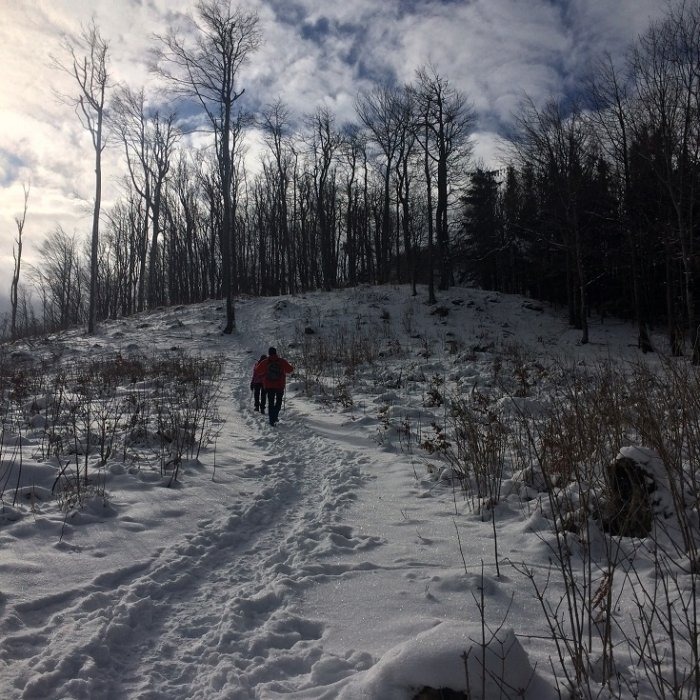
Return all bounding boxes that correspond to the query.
[464,1,700,361]
[5,0,700,362]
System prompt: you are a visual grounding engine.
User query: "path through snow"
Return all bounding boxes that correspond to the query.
[3,286,654,698]
[1,298,389,699]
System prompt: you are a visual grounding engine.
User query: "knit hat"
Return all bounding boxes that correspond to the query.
[268,346,277,356]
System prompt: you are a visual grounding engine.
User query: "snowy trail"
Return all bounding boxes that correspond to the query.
[1,308,381,699]
[2,288,678,699]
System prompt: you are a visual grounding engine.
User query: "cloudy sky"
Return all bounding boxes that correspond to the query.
[0,0,668,309]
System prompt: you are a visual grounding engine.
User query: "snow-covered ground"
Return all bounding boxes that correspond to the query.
[0,285,692,699]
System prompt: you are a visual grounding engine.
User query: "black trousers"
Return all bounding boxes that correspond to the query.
[252,382,267,411]
[267,389,284,425]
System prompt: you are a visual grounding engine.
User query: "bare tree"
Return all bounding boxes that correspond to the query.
[155,0,261,334]
[52,20,110,335]
[113,86,179,310]
[512,97,597,344]
[356,84,405,283]
[104,195,142,316]
[10,185,29,339]
[421,96,437,304]
[30,227,85,330]
[588,54,654,353]
[413,66,475,291]
[630,1,700,362]
[339,125,369,287]
[392,89,418,292]
[306,107,343,291]
[261,99,295,293]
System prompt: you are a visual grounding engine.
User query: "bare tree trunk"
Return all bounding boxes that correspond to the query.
[413,67,474,293]
[424,115,436,305]
[89,111,103,335]
[155,2,260,334]
[10,186,29,339]
[53,21,109,335]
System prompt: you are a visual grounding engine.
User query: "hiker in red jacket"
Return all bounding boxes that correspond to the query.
[257,346,294,426]
[250,354,268,413]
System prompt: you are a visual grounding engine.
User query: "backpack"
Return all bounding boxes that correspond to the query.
[266,359,282,383]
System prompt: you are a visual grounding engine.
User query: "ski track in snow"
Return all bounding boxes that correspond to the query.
[1,302,381,699]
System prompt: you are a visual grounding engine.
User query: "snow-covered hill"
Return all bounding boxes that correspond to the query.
[0,285,694,699]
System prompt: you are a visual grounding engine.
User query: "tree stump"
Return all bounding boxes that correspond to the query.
[603,456,654,537]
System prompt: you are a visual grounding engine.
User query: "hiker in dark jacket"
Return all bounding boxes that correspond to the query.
[250,354,267,413]
[256,347,294,426]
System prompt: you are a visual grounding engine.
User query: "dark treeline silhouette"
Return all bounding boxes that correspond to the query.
[464,2,700,361]
[5,1,700,362]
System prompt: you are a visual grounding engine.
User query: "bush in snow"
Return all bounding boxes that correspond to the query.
[0,349,223,506]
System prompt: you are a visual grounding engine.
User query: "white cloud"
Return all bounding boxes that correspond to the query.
[471,130,510,170]
[0,0,672,290]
